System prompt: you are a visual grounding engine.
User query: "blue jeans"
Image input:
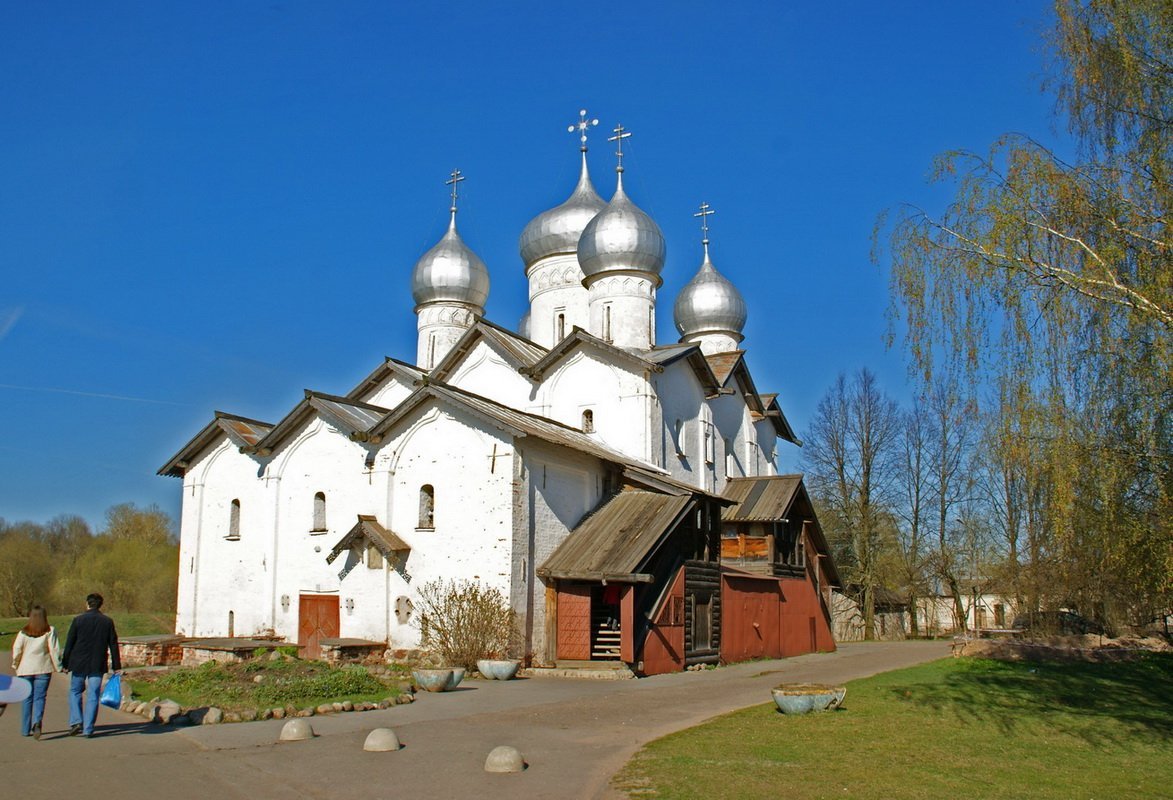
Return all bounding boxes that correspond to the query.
[20,673,51,735]
[69,673,103,735]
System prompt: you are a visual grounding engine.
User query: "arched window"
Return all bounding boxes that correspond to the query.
[673,419,685,456]
[582,409,594,433]
[724,438,734,476]
[228,499,241,540]
[419,485,435,529]
[312,492,327,532]
[603,305,612,342]
[556,312,566,341]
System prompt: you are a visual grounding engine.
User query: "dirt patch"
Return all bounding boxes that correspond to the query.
[955,634,1171,662]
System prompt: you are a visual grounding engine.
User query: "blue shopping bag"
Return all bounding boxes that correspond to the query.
[100,673,122,709]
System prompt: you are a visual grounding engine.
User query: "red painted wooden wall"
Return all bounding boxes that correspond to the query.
[556,584,592,660]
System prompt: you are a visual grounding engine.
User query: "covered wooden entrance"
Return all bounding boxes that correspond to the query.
[298,594,340,660]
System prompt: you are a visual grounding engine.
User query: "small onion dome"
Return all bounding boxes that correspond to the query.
[411,215,490,309]
[673,253,747,338]
[519,152,606,268]
[577,173,665,282]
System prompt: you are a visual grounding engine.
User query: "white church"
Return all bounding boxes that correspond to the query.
[160,114,836,673]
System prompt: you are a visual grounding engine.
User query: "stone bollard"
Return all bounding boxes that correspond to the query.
[278,719,315,742]
[363,728,402,752]
[484,745,526,773]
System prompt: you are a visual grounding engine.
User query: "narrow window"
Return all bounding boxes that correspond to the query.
[228,499,241,540]
[703,423,714,464]
[724,438,734,475]
[312,492,327,532]
[556,312,566,341]
[419,485,435,528]
[648,307,654,343]
[582,409,594,433]
[674,419,685,456]
[427,334,437,369]
[228,610,235,637]
[603,305,612,342]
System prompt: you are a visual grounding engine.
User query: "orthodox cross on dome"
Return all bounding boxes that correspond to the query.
[694,202,715,259]
[446,169,465,215]
[568,109,599,152]
[608,123,632,172]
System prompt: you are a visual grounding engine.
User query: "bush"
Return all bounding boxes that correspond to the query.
[415,579,517,670]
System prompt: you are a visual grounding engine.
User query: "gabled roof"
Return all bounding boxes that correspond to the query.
[346,357,425,402]
[760,393,801,445]
[364,377,643,466]
[705,351,799,444]
[429,318,549,382]
[722,474,841,586]
[536,490,695,583]
[158,412,274,478]
[520,327,658,381]
[245,391,390,456]
[326,514,410,565]
[644,343,722,396]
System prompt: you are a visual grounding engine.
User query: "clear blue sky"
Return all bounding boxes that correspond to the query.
[0,1,1058,530]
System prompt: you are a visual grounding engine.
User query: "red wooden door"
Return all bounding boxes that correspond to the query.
[298,594,340,660]
[557,584,592,661]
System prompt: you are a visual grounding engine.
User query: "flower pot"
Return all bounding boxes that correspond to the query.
[476,659,521,680]
[771,683,846,714]
[444,667,467,690]
[412,668,454,692]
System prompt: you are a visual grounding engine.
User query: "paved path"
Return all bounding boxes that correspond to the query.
[1,641,946,799]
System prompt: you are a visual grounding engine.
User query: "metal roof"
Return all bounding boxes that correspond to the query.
[521,327,657,380]
[430,319,548,381]
[345,357,425,402]
[158,412,274,478]
[326,515,410,565]
[248,391,389,456]
[537,490,694,582]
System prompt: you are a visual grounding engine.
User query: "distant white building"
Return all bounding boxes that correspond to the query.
[159,118,814,667]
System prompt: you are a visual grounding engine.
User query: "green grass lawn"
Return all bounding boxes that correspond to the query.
[614,654,1173,800]
[0,612,174,651]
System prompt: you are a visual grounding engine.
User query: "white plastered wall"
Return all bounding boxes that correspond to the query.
[176,437,269,637]
[445,339,538,411]
[526,253,589,349]
[654,361,709,489]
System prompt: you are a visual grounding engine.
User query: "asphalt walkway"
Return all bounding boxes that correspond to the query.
[1,641,946,799]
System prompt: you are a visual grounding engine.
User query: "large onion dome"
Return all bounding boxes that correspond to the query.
[411,214,490,309]
[673,252,747,338]
[519,152,606,268]
[577,172,665,281]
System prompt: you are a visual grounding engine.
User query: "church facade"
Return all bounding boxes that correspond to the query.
[160,115,838,672]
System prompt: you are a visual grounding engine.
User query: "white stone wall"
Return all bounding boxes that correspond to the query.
[264,417,385,642]
[540,348,653,463]
[416,302,478,369]
[445,339,537,411]
[654,362,710,489]
[586,273,656,351]
[358,372,417,409]
[512,440,603,663]
[526,253,589,348]
[176,438,270,637]
[374,402,517,650]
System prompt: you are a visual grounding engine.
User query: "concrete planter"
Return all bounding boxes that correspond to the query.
[771,683,846,714]
[444,667,467,690]
[477,659,521,680]
[412,668,454,692]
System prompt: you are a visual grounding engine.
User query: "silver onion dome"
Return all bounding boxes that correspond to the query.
[673,253,747,337]
[577,173,665,280]
[519,152,606,268]
[411,215,490,309]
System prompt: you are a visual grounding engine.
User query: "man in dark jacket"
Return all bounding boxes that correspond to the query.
[61,593,121,737]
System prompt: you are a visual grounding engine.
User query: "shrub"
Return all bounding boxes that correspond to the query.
[415,579,517,670]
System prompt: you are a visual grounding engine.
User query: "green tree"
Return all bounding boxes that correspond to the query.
[881,1,1171,626]
[0,524,54,616]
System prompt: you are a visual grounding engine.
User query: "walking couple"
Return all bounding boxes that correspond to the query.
[6,593,122,739]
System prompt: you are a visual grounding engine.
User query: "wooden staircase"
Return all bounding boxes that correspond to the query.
[591,606,621,660]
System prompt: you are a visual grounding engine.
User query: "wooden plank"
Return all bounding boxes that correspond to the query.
[620,585,635,662]
[556,584,591,661]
